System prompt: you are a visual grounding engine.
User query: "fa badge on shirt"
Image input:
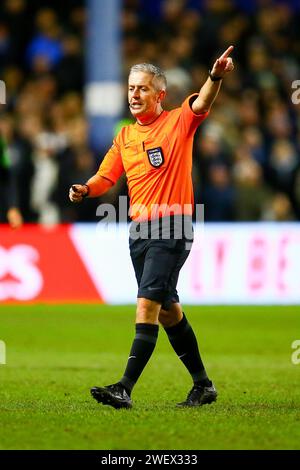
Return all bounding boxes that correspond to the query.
[147,147,164,168]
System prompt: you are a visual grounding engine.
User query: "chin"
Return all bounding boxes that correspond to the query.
[130,110,142,118]
[130,106,146,118]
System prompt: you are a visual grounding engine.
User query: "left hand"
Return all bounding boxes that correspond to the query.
[211,45,234,79]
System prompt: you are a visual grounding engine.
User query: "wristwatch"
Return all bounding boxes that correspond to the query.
[208,69,223,82]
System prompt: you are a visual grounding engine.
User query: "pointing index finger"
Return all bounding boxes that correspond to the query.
[220,45,234,59]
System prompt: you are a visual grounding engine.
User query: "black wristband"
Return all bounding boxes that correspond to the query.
[82,184,90,198]
[209,70,223,82]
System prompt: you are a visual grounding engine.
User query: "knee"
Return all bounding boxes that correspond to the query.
[158,309,170,327]
[136,298,160,324]
[159,304,183,328]
[159,309,177,328]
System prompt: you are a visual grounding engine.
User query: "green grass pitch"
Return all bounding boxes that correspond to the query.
[0,305,300,450]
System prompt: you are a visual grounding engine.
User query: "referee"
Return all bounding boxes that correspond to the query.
[0,134,23,229]
[70,46,234,408]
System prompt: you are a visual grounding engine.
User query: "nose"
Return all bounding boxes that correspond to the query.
[132,87,140,99]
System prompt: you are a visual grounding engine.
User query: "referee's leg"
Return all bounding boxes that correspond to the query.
[90,298,160,408]
[159,303,211,386]
[118,297,161,395]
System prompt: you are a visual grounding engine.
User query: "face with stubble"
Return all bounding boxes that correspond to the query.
[128,71,166,124]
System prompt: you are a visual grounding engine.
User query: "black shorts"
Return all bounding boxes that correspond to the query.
[129,216,193,311]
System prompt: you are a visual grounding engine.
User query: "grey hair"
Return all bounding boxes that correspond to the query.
[129,63,167,91]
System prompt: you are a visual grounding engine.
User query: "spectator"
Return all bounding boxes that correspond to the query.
[233,153,272,221]
[263,192,296,221]
[0,112,34,221]
[202,163,235,221]
[26,8,63,72]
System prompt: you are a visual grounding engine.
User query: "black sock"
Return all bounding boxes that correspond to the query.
[164,313,208,384]
[194,378,212,388]
[120,323,159,394]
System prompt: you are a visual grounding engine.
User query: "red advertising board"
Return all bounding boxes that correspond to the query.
[0,225,101,303]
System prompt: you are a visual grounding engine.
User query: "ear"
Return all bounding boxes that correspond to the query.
[157,89,166,103]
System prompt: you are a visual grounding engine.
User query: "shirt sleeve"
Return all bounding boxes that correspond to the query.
[97,138,124,184]
[179,93,209,136]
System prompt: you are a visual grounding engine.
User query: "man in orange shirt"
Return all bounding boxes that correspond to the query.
[70,46,234,409]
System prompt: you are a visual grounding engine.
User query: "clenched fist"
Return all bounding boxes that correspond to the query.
[69,184,89,203]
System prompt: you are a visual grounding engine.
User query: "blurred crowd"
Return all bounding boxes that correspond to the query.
[0,0,300,224]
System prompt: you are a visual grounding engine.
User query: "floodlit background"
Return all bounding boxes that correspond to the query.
[1,0,300,224]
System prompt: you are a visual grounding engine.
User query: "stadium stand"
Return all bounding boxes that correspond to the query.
[0,0,299,223]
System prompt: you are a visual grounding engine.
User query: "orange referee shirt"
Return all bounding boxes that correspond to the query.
[97,94,209,221]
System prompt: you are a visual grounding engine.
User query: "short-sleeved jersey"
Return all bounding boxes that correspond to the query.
[97,94,208,221]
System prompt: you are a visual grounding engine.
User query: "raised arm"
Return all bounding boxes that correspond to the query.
[192,45,234,115]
